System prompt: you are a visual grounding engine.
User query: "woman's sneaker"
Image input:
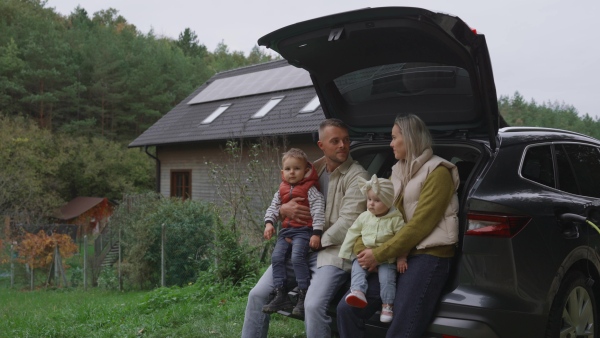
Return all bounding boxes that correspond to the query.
[345,290,367,308]
[380,304,393,323]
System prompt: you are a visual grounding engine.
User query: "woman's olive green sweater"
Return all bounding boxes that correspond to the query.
[353,166,456,262]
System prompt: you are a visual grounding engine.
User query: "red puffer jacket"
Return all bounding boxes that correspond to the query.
[279,163,320,228]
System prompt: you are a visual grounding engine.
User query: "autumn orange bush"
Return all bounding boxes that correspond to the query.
[16,231,78,269]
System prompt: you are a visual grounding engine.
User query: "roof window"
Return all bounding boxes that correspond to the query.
[200,104,231,124]
[252,96,284,119]
[299,95,321,113]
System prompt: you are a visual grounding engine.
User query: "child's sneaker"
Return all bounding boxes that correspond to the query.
[380,304,393,323]
[345,290,367,308]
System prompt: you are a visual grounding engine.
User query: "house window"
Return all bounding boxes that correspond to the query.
[171,170,191,200]
[299,95,321,113]
[200,104,231,124]
[252,96,284,119]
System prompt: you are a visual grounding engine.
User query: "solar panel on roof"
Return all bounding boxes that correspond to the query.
[188,65,312,105]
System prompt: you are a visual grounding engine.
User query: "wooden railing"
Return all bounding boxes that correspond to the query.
[93,223,118,283]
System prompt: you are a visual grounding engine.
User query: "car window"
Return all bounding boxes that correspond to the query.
[352,150,396,178]
[558,144,600,198]
[333,63,472,105]
[521,145,555,188]
[555,145,580,195]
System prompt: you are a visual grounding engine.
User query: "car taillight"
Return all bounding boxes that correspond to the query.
[466,213,531,238]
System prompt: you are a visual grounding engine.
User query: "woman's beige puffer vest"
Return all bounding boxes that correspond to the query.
[391,148,460,249]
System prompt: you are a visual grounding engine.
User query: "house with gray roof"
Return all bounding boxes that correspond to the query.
[129,59,325,202]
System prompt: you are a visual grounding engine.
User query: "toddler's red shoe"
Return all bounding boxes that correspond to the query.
[345,290,368,308]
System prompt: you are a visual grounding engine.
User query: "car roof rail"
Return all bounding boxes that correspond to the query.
[499,126,596,140]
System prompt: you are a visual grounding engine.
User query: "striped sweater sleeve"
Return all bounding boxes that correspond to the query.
[308,186,325,236]
[264,190,281,224]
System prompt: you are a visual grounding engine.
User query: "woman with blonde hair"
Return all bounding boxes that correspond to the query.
[336,114,460,338]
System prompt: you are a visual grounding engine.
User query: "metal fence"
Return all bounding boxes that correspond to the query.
[1,222,177,290]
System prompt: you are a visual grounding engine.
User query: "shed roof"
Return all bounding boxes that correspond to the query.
[56,197,108,221]
[129,59,325,148]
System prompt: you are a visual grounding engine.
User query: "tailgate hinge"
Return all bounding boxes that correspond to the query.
[328,28,344,41]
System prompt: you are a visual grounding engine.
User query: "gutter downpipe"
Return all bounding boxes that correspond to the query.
[144,145,161,193]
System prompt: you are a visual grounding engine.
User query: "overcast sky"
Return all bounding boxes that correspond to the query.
[48,0,600,118]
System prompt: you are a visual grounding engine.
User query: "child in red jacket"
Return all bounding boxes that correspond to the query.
[262,148,325,316]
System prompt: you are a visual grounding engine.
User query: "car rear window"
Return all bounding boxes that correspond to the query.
[333,62,472,105]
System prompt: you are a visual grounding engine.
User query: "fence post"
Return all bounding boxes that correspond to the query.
[10,244,14,288]
[54,245,59,287]
[83,235,87,291]
[30,262,33,291]
[161,223,165,287]
[118,227,122,291]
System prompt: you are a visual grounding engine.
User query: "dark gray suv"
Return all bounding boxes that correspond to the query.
[259,7,600,337]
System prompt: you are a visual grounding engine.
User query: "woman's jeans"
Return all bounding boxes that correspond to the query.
[337,254,452,338]
[351,259,397,304]
[271,227,311,290]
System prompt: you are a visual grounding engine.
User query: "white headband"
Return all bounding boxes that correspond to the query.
[358,174,395,208]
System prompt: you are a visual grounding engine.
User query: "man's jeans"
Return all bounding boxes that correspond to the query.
[272,227,311,290]
[242,252,349,338]
[337,254,452,338]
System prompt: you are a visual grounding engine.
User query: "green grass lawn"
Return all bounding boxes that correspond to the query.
[0,283,306,338]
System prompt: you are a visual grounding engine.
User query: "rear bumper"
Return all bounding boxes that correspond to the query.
[422,302,547,338]
[426,317,499,338]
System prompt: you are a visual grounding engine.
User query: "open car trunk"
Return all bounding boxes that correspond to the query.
[258,7,502,149]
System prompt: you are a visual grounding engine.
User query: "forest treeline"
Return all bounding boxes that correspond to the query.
[0,0,273,222]
[499,92,600,139]
[0,0,274,141]
[2,0,598,143]
[0,114,154,224]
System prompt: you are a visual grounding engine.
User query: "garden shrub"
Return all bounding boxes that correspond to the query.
[112,193,216,288]
[97,267,119,290]
[70,267,83,287]
[143,198,215,286]
[211,218,260,285]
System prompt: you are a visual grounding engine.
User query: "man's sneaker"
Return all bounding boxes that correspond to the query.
[291,288,307,317]
[345,290,367,308]
[380,304,393,323]
[262,287,294,313]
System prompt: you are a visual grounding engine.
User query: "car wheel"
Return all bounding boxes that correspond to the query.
[546,271,597,338]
